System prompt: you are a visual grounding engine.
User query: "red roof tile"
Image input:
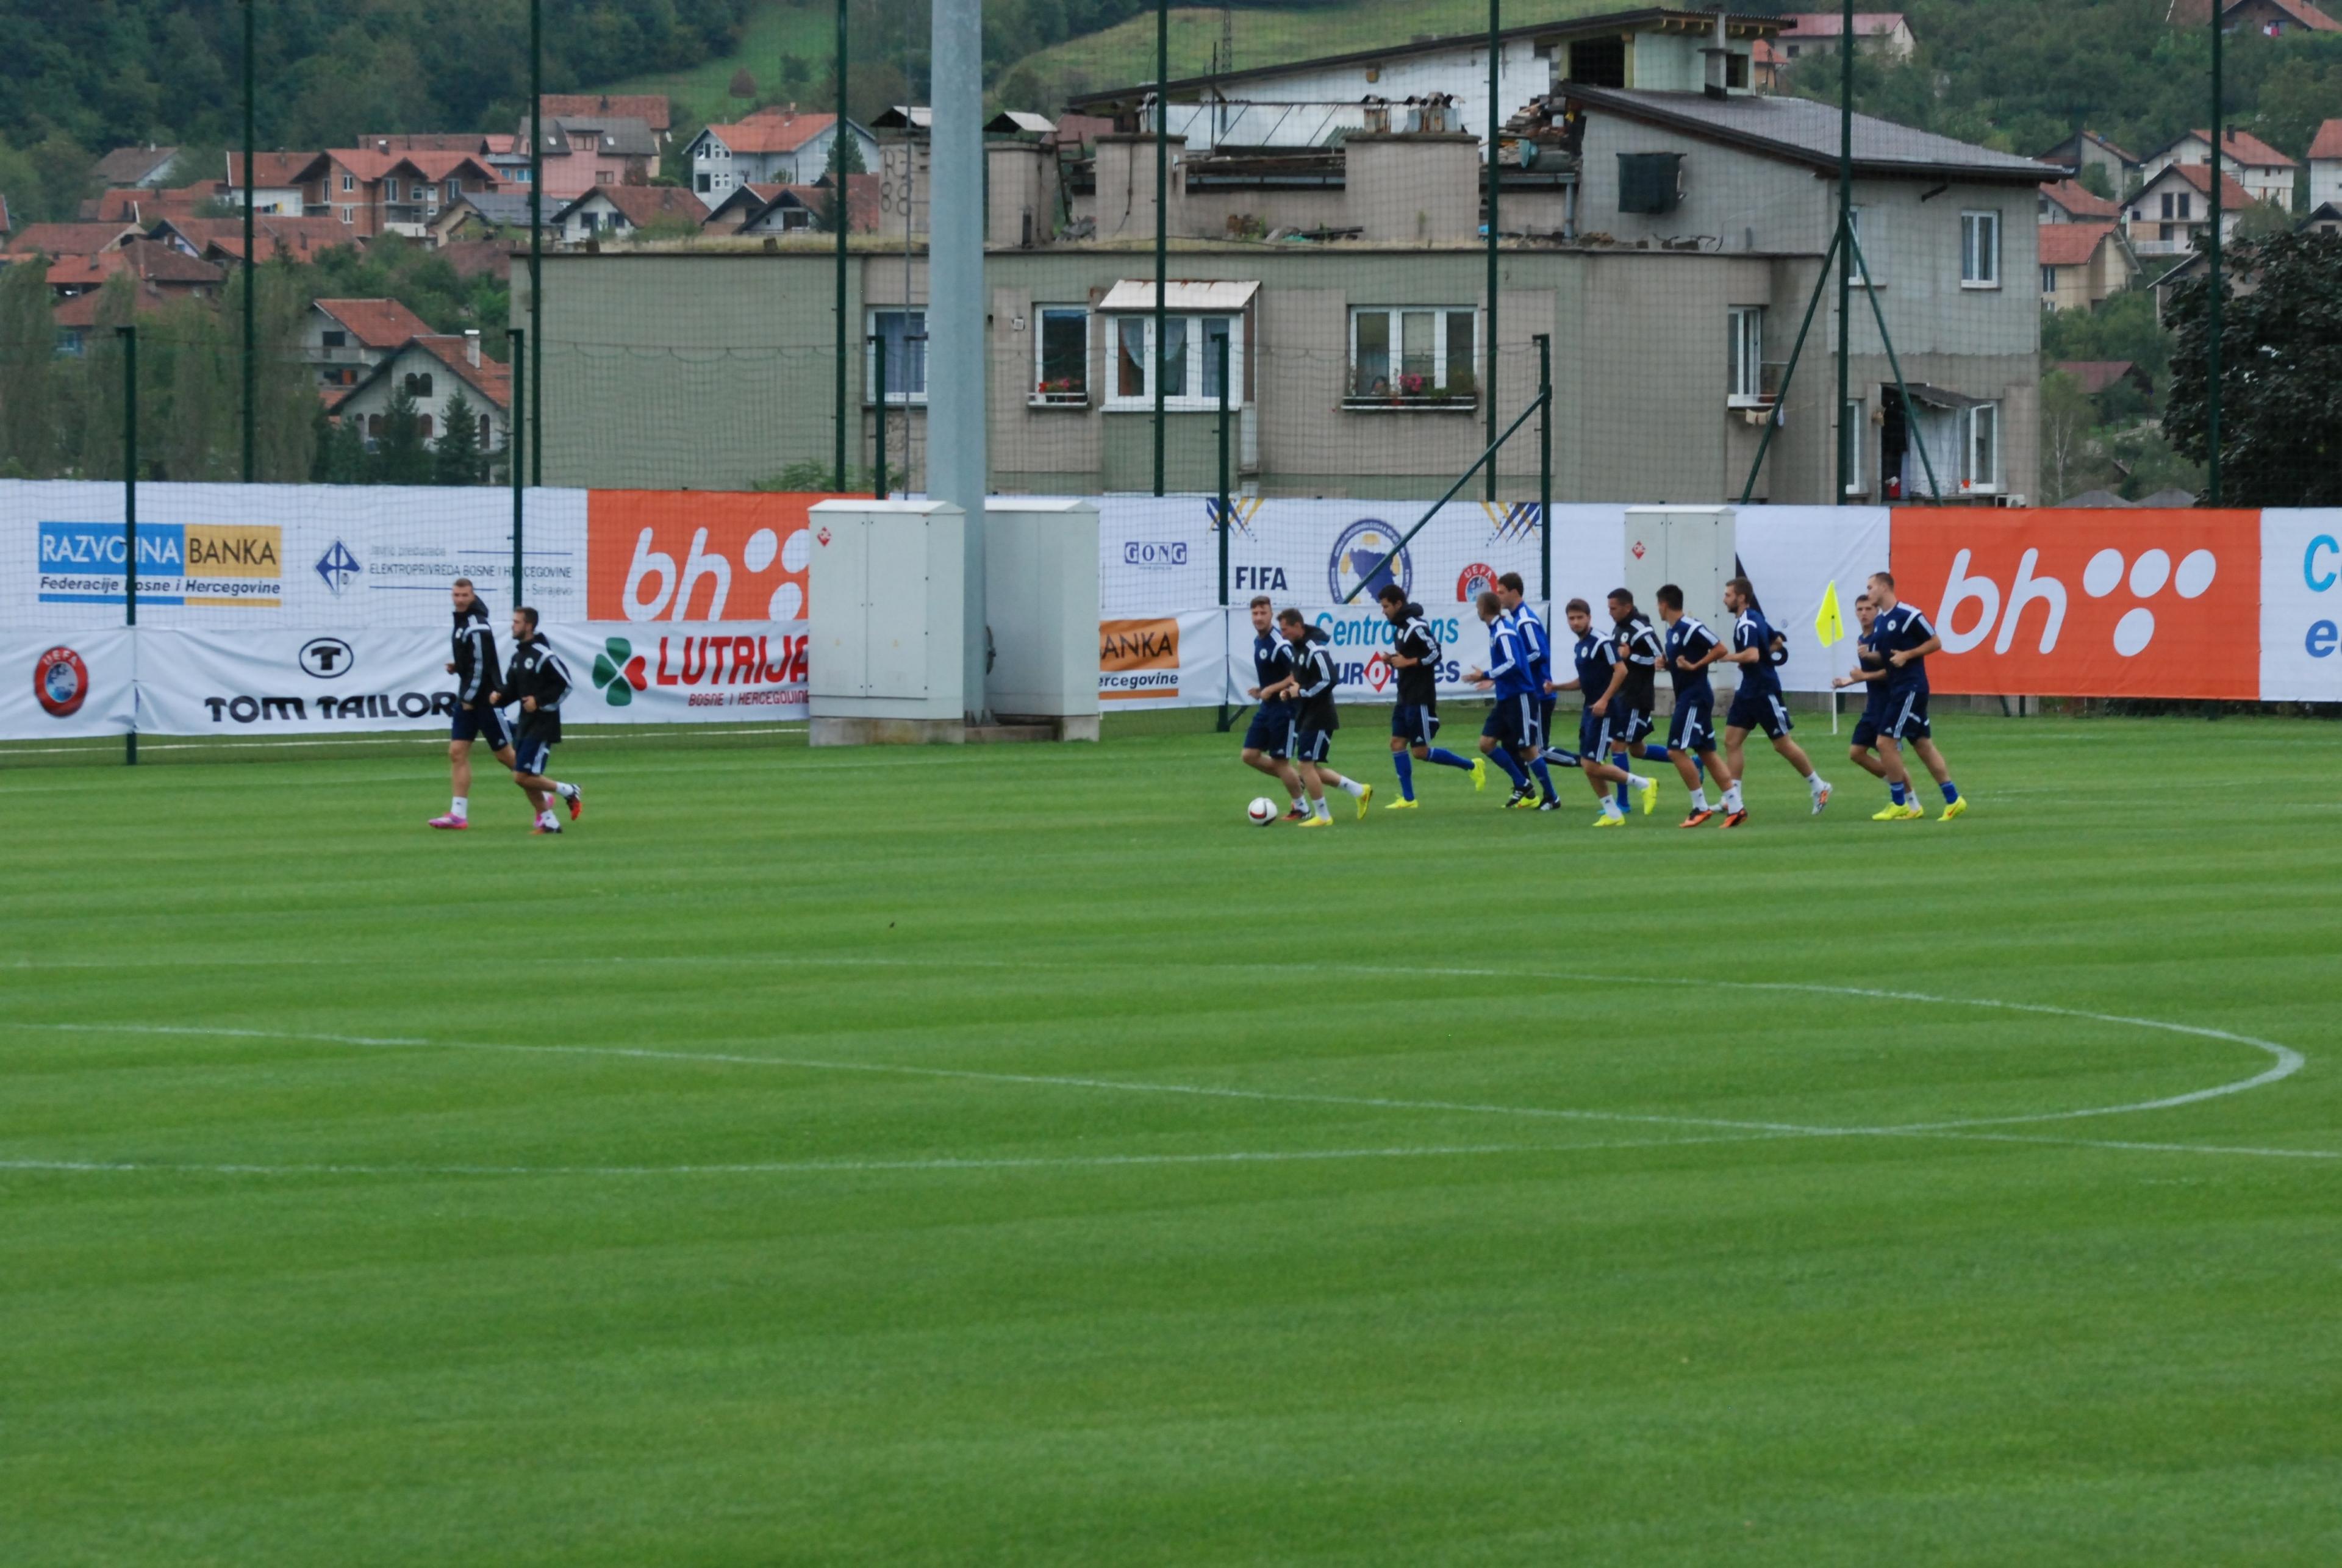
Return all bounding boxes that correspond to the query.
[2039,222,2117,267]
[2186,127,2297,167]
[315,298,436,348]
[570,184,709,227]
[5,221,141,259]
[2159,162,2258,206]
[46,238,224,289]
[2042,179,2119,218]
[542,94,672,133]
[226,151,329,186]
[2237,0,2342,29]
[704,110,839,155]
[2054,360,2141,395]
[2309,118,2342,160]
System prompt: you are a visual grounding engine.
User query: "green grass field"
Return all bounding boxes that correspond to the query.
[3,712,2338,1566]
[607,1,840,129]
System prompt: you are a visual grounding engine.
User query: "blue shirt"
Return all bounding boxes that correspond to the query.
[1572,629,1616,701]
[1872,603,1936,692]
[1512,602,1552,690]
[1855,624,1893,717]
[1664,614,1719,696]
[1253,628,1296,708]
[1733,609,1782,697]
[1484,621,1536,699]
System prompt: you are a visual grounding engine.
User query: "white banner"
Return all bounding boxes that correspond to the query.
[1098,609,1228,710]
[543,623,809,722]
[2260,509,2342,703]
[1,631,137,739]
[1735,506,1893,693]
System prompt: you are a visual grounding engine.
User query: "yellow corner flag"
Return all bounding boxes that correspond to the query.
[1815,581,1846,648]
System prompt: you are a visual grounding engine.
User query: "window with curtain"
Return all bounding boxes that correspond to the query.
[1728,306,1766,404]
[1035,307,1089,402]
[1104,314,1247,409]
[866,310,927,403]
[1346,307,1477,404]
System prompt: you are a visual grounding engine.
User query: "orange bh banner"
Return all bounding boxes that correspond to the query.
[1888,508,2261,700]
[587,490,841,624]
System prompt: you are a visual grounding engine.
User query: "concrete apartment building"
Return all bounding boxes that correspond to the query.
[522,7,2051,506]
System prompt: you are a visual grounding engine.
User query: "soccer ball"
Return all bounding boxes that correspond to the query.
[1247,797,1280,826]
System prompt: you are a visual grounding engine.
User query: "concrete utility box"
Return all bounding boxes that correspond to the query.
[1624,504,1738,662]
[984,497,1101,740]
[808,499,967,744]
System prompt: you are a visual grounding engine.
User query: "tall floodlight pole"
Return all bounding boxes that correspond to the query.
[1484,0,1500,502]
[932,0,989,722]
[834,0,850,491]
[242,0,256,482]
[1153,0,1169,497]
[1825,0,1853,509]
[2207,5,2224,506]
[528,0,544,487]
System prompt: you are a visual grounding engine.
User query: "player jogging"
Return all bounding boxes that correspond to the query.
[1495,572,1561,807]
[429,578,517,829]
[1278,608,1373,826]
[1866,571,1967,820]
[492,606,584,835]
[1653,584,1729,827]
[1463,591,1542,807]
[1583,589,1664,826]
[1832,592,1921,820]
[1719,576,1830,826]
[1377,583,1481,807]
[1240,594,1314,822]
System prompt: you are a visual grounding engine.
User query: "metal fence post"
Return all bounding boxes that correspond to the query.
[834,0,850,491]
[1535,332,1552,601]
[1835,0,1853,506]
[241,0,256,483]
[528,0,544,488]
[509,328,525,603]
[120,324,138,767]
[1152,0,1169,499]
[1216,335,1234,731]
[1485,0,1500,504]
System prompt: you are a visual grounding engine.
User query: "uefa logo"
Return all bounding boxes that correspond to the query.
[34,646,90,718]
[1327,518,1412,605]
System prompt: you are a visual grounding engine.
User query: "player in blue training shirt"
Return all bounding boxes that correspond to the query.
[1377,583,1483,806]
[1463,590,1541,806]
[1544,597,1657,826]
[1832,591,1922,820]
[1495,572,1563,808]
[1239,594,1313,820]
[1583,589,1666,825]
[1653,583,1730,827]
[1867,570,1967,820]
[1718,576,1830,827]
[1277,607,1374,825]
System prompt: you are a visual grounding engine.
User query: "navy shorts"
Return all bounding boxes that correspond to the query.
[1850,709,1885,750]
[512,736,554,776]
[1481,693,1542,751]
[1578,707,1609,762]
[1880,686,1931,740]
[1391,703,1441,747]
[1727,686,1794,740]
[1666,693,1716,753]
[1607,706,1653,751]
[1243,703,1293,758]
[450,701,510,748]
[1291,724,1333,764]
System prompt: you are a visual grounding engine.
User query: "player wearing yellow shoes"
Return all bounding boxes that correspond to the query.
[1833,592,1923,820]
[1277,609,1374,826]
[1377,584,1480,808]
[1866,571,1968,822]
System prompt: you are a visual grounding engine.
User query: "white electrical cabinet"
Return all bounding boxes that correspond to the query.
[1623,505,1738,642]
[808,500,967,742]
[984,498,1100,736]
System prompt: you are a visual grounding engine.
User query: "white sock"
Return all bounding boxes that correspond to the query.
[1724,783,1744,809]
[1808,773,1827,793]
[1690,789,1708,811]
[1336,777,1366,798]
[1634,774,1655,791]
[1312,797,1331,820]
[1603,799,1625,818]
[554,781,578,800]
[450,796,467,820]
[1291,796,1306,812]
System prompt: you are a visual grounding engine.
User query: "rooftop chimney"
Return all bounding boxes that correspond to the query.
[464,328,481,367]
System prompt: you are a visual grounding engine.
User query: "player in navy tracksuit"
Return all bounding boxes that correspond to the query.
[1653,582,1728,826]
[1240,595,1314,820]
[1583,589,1666,824]
[428,578,518,829]
[1276,608,1373,825]
[1495,572,1562,807]
[1866,570,1967,819]
[1718,576,1829,827]
[1540,597,1655,824]
[1463,591,1539,806]
[492,606,584,835]
[1832,591,1921,819]
[1376,583,1480,806]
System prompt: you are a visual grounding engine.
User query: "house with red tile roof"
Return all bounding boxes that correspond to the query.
[4,222,143,262]
[684,107,879,206]
[2137,127,2297,208]
[2039,178,2121,223]
[2307,119,2342,211]
[331,333,514,464]
[93,146,184,188]
[2038,222,2137,309]
[290,148,503,238]
[1773,12,1915,66]
[80,184,218,224]
[2224,0,2341,34]
[550,184,711,244]
[2125,162,2257,256]
[223,152,321,215]
[303,298,437,395]
[524,117,661,202]
[147,215,353,265]
[540,95,673,137]
[698,175,881,237]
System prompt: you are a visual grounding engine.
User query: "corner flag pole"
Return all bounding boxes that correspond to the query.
[1814,579,1846,733]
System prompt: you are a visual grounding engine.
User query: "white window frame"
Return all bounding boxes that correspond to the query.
[2041,264,2059,295]
[1960,209,2001,288]
[1727,305,1767,406]
[1032,306,1091,406]
[864,309,927,405]
[1847,204,1884,285]
[1344,306,1479,407]
[1961,401,2001,493]
[1103,312,1247,411]
[340,172,355,192]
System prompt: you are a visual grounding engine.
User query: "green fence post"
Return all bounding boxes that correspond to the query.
[1534,331,1551,601]
[872,336,887,499]
[1834,0,1853,506]
[2207,4,2224,506]
[1216,334,1233,732]
[834,0,850,491]
[241,0,256,482]
[509,327,525,603]
[528,0,544,488]
[120,324,138,767]
[1485,0,1500,504]
[1152,0,1168,499]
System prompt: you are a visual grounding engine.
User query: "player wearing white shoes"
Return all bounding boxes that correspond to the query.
[1719,577,1828,827]
[1495,572,1562,809]
[428,579,518,829]
[1832,592,1923,820]
[1377,583,1479,807]
[1277,609,1373,826]
[490,606,584,834]
[1536,598,1650,825]
[1652,584,1729,827]
[1582,589,1664,826]
[1867,571,1968,821]
[1240,595,1316,822]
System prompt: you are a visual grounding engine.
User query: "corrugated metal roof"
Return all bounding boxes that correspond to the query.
[1099,279,1261,310]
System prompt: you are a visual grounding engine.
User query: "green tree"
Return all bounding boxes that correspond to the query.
[729,67,759,102]
[433,386,486,484]
[2165,231,2342,506]
[2039,370,2103,503]
[817,125,867,234]
[2077,164,2116,201]
[372,385,433,485]
[0,256,59,476]
[314,406,367,485]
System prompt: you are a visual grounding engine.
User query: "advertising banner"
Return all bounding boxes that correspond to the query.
[548,622,809,721]
[1,631,137,739]
[1097,610,1228,710]
[1735,507,1893,694]
[587,490,830,624]
[1219,498,1547,612]
[1886,508,2261,700]
[2259,510,2342,703]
